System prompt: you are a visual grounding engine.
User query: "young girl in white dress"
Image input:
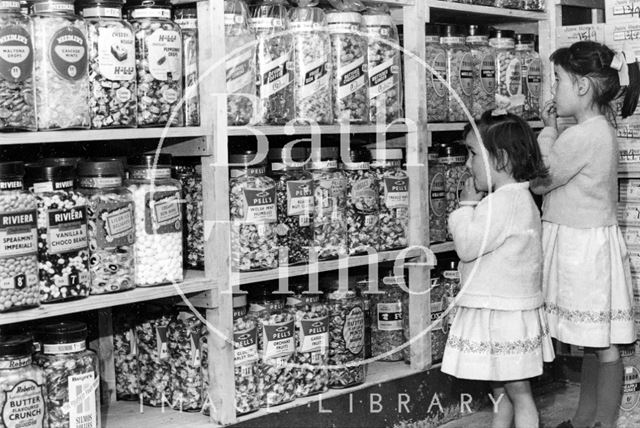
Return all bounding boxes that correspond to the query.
[442,111,555,428]
[532,41,640,428]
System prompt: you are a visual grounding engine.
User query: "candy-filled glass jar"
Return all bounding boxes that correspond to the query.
[441,24,473,122]
[467,25,496,119]
[425,23,447,122]
[231,293,259,415]
[516,32,541,120]
[174,6,200,126]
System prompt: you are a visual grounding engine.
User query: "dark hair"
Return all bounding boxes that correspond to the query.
[463,111,548,182]
[550,41,640,118]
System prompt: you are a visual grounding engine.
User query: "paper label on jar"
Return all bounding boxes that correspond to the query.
[506,57,522,96]
[156,325,169,360]
[429,172,446,216]
[243,186,277,223]
[315,179,336,216]
[125,329,138,356]
[369,59,395,100]
[131,8,171,19]
[343,305,364,355]
[0,209,37,258]
[299,316,329,354]
[263,319,295,360]
[95,201,135,249]
[68,372,97,428]
[480,53,496,94]
[338,57,366,100]
[431,53,447,98]
[286,179,314,217]
[47,206,88,255]
[431,299,445,332]
[352,178,378,213]
[0,271,37,291]
[621,366,640,411]
[0,25,33,83]
[377,302,402,331]
[147,29,182,82]
[189,328,203,368]
[1,379,45,428]
[43,341,86,355]
[260,51,292,99]
[300,56,330,99]
[459,53,474,96]
[234,325,258,365]
[226,49,253,94]
[0,357,30,370]
[144,191,182,234]
[526,58,542,97]
[97,27,135,81]
[49,26,88,81]
[384,177,409,209]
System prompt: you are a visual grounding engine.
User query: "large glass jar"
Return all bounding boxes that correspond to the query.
[26,164,90,304]
[34,322,100,428]
[467,25,496,119]
[232,293,259,415]
[342,149,379,255]
[229,151,278,271]
[31,0,91,130]
[370,274,406,362]
[249,294,296,408]
[290,4,333,124]
[126,154,183,287]
[490,29,523,115]
[173,164,203,270]
[516,33,541,120]
[307,146,347,259]
[78,160,135,294]
[370,148,408,251]
[0,162,39,312]
[174,6,199,127]
[439,142,470,240]
[225,0,256,126]
[128,0,183,127]
[362,11,402,124]
[113,309,139,401]
[441,24,473,122]
[427,147,446,243]
[0,334,46,428]
[269,147,313,266]
[83,0,137,129]
[425,23,447,123]
[354,278,372,359]
[327,10,368,124]
[251,0,294,126]
[0,0,35,131]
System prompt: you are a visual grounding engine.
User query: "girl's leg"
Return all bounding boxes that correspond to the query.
[503,379,539,428]
[572,349,599,427]
[491,383,514,428]
[594,344,623,428]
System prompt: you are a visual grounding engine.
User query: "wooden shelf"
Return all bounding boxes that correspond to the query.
[0,270,215,326]
[432,241,455,254]
[559,0,604,9]
[227,123,414,137]
[620,170,640,179]
[427,121,544,132]
[426,1,547,23]
[0,127,209,145]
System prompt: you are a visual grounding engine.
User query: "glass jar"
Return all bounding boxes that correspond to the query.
[362,11,402,124]
[251,0,294,125]
[327,10,368,124]
[354,278,373,359]
[229,151,278,271]
[174,6,199,127]
[307,146,347,259]
[0,334,46,428]
[370,148,409,251]
[342,149,379,255]
[128,0,183,127]
[428,146,446,243]
[516,33,541,120]
[249,294,296,408]
[231,293,259,415]
[523,0,544,10]
[269,147,313,266]
[0,162,39,312]
[441,24,473,122]
[439,142,470,241]
[467,25,495,119]
[126,154,183,287]
[0,0,35,131]
[31,0,91,130]
[495,0,523,8]
[26,164,90,303]
[83,0,137,129]
[286,287,329,398]
[113,309,139,401]
[290,4,333,124]
[370,274,405,361]
[327,287,366,388]
[225,0,256,126]
[429,268,447,363]
[34,322,99,428]
[490,29,522,115]
[173,164,203,270]
[425,23,447,122]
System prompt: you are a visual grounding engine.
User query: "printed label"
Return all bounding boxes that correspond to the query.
[147,29,182,81]
[82,6,122,18]
[352,178,378,213]
[430,299,445,332]
[621,365,640,411]
[242,186,277,223]
[224,13,244,26]
[263,320,295,360]
[299,316,329,353]
[369,59,395,100]
[343,306,364,355]
[338,57,366,100]
[429,173,446,216]
[47,207,88,255]
[78,177,121,188]
[95,201,134,249]
[156,326,169,360]
[286,180,314,217]
[0,180,21,191]
[526,58,542,97]
[43,341,86,355]
[480,53,496,94]
[1,379,45,428]
[384,177,409,209]
[144,191,182,235]
[97,27,135,81]
[506,57,522,96]
[33,180,73,193]
[0,210,37,258]
[431,53,447,97]
[68,372,97,428]
[234,325,258,365]
[131,8,171,19]
[0,25,33,83]
[226,48,253,94]
[300,56,330,99]
[49,26,88,81]
[459,53,474,96]
[315,178,344,216]
[260,51,292,99]
[125,329,137,356]
[377,302,402,331]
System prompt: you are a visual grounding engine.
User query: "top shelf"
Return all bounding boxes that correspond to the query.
[426,1,548,23]
[427,120,544,132]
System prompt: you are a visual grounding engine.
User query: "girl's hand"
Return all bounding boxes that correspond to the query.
[460,177,484,203]
[541,100,557,129]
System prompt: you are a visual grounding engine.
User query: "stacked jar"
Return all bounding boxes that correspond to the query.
[354,277,373,359]
[229,151,278,271]
[128,0,183,127]
[174,6,200,126]
[26,164,90,303]
[441,24,473,122]
[83,0,137,129]
[231,293,259,415]
[269,146,313,266]
[31,0,91,130]
[113,309,139,401]
[427,147,446,243]
[77,160,135,294]
[0,162,39,312]
[439,142,470,240]
[516,32,541,120]
[370,148,409,251]
[173,163,203,269]
[467,25,495,119]
[490,29,523,115]
[126,154,183,286]
[425,23,447,122]
[370,274,406,361]
[0,0,36,131]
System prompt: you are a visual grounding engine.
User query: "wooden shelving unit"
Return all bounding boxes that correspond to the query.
[427,121,544,132]
[227,123,414,136]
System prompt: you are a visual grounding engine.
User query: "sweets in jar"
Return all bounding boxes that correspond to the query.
[467,25,496,119]
[232,293,259,415]
[425,23,447,122]
[370,274,406,362]
[174,6,199,126]
[441,24,473,122]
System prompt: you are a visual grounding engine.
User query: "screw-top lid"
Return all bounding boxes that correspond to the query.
[0,334,33,358]
[93,156,128,172]
[77,160,124,178]
[344,148,371,163]
[229,150,266,166]
[128,154,172,169]
[468,24,489,37]
[268,147,308,163]
[369,148,403,161]
[43,157,82,169]
[126,0,169,8]
[424,23,442,37]
[174,5,195,19]
[326,11,361,25]
[38,322,87,345]
[438,142,467,159]
[78,0,123,8]
[24,164,75,187]
[442,24,466,38]
[308,146,339,161]
[233,293,247,308]
[0,161,24,178]
[490,28,515,40]
[362,12,392,27]
[515,33,535,45]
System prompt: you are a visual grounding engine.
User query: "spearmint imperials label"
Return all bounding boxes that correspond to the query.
[369,59,395,100]
[95,201,134,248]
[145,191,182,234]
[68,372,97,428]
[234,325,258,365]
[147,30,182,81]
[263,320,295,360]
[1,379,45,428]
[343,306,364,355]
[47,207,88,255]
[506,57,522,96]
[384,177,409,209]
[300,56,330,99]
[97,27,135,82]
[286,180,314,219]
[0,25,33,83]
[226,49,253,94]
[260,51,292,99]
[377,302,402,331]
[459,53,474,96]
[299,316,329,353]
[0,210,37,258]
[526,58,542,97]
[243,187,276,223]
[480,53,496,94]
[49,26,88,81]
[338,57,366,100]
[431,53,447,97]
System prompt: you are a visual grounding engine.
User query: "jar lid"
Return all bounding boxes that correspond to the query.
[362,12,392,27]
[326,11,361,25]
[268,147,308,163]
[229,150,265,166]
[308,146,339,161]
[128,154,172,169]
[92,156,128,173]
[468,24,489,37]
[344,148,371,163]
[489,28,515,40]
[0,334,33,358]
[369,148,403,161]
[126,0,169,8]
[515,33,535,45]
[424,23,442,37]
[38,322,87,345]
[77,160,124,178]
[0,0,21,11]
[442,24,466,38]
[43,157,82,169]
[174,5,195,19]
[78,0,123,8]
[233,293,247,308]
[438,142,466,158]
[0,161,24,178]
[24,164,75,186]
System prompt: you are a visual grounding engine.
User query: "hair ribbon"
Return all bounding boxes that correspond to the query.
[491,108,508,117]
[610,50,632,86]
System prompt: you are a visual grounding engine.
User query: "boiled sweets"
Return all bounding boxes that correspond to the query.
[174,7,199,126]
